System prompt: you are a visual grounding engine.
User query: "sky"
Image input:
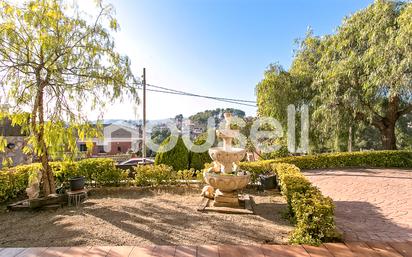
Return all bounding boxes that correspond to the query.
[86,0,374,121]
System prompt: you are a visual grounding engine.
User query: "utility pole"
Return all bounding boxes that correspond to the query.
[142,68,146,161]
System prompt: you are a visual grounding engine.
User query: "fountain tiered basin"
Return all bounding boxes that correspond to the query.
[202,112,251,208]
[203,170,250,192]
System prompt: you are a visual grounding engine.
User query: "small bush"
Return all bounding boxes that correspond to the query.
[176,168,203,185]
[77,158,126,186]
[155,136,189,171]
[134,164,176,186]
[0,164,40,202]
[189,137,212,170]
[176,168,196,181]
[238,160,274,183]
[51,161,79,185]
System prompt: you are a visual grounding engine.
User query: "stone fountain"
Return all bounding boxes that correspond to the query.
[203,112,251,208]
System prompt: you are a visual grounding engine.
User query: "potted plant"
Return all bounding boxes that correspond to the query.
[259,172,277,190]
[69,176,85,191]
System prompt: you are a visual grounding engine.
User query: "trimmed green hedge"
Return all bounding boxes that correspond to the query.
[52,158,126,186]
[134,164,176,186]
[240,161,339,244]
[239,150,412,245]
[134,165,202,187]
[0,164,39,202]
[0,158,126,203]
[0,158,203,203]
[239,150,412,181]
[274,150,412,169]
[273,163,338,245]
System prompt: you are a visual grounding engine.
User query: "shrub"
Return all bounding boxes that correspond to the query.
[51,161,79,185]
[0,164,41,202]
[273,163,312,211]
[272,163,338,245]
[240,150,412,174]
[273,150,412,169]
[175,168,203,184]
[289,188,337,245]
[238,160,274,183]
[134,164,176,186]
[189,136,212,170]
[0,158,127,202]
[77,158,126,186]
[241,161,339,245]
[155,136,189,171]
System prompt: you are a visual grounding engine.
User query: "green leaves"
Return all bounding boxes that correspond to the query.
[0,0,138,166]
[155,136,190,171]
[256,1,412,151]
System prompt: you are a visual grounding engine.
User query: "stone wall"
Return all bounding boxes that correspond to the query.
[0,136,31,169]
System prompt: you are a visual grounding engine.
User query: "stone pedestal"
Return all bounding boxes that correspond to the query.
[213,189,239,207]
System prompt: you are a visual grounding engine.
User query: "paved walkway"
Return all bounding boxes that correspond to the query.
[303,168,412,242]
[1,242,412,257]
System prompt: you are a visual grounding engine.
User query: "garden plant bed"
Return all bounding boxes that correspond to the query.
[0,186,292,247]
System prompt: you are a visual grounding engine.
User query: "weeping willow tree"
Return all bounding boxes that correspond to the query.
[257,0,412,151]
[0,0,138,196]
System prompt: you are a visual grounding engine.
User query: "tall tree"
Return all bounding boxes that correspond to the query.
[0,0,137,196]
[314,0,412,150]
[257,0,412,151]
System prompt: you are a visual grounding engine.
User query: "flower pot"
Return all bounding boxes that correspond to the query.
[69,176,85,191]
[259,174,277,190]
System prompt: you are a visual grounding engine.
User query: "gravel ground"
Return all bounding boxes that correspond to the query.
[0,186,293,247]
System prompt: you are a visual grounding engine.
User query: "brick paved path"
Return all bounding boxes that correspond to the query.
[1,242,412,256]
[303,168,412,242]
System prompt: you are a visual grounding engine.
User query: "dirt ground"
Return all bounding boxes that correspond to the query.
[0,186,293,247]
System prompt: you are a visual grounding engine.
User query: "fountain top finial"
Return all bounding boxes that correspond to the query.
[223,112,232,130]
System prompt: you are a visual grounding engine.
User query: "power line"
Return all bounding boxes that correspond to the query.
[147,84,256,104]
[131,82,257,107]
[135,86,257,107]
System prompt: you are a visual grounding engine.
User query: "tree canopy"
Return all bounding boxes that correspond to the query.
[256,0,412,152]
[189,108,245,129]
[0,0,138,195]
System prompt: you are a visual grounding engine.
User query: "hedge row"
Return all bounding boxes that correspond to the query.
[0,158,204,203]
[0,164,35,202]
[134,165,202,187]
[273,163,338,245]
[239,150,412,180]
[238,150,412,244]
[0,158,125,203]
[274,150,412,169]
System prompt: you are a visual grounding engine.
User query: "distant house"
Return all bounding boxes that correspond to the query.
[183,119,204,139]
[77,123,143,156]
[0,119,31,168]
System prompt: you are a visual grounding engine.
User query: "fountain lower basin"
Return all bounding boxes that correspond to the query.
[203,171,250,192]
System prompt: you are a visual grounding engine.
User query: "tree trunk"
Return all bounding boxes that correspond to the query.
[38,91,55,196]
[380,125,397,150]
[33,78,56,196]
[380,95,398,150]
